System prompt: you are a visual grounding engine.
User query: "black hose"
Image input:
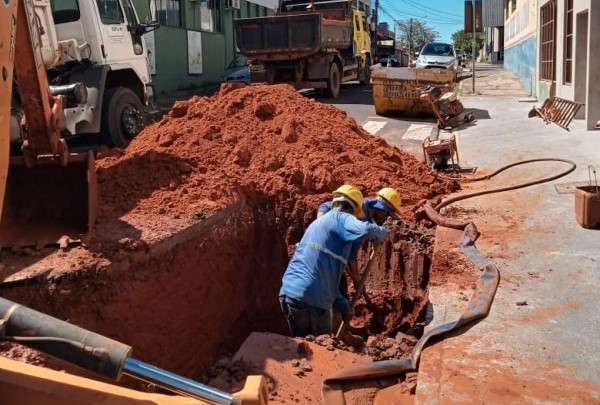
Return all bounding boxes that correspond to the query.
[435,158,577,211]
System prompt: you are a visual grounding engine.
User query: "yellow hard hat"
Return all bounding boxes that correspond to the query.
[377,187,402,219]
[333,185,365,218]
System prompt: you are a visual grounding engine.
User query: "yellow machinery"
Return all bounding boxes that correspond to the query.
[0,295,268,405]
[370,67,456,116]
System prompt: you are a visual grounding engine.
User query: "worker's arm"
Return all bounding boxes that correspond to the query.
[340,214,388,243]
[316,201,332,218]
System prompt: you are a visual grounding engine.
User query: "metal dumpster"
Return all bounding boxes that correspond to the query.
[371,67,456,116]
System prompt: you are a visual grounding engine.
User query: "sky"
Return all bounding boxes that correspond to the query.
[378,0,467,44]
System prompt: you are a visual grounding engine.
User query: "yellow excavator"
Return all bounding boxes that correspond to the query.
[0,1,267,404]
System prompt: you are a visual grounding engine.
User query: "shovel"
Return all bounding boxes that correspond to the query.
[335,245,377,339]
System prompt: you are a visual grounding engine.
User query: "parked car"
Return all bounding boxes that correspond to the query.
[222,54,250,84]
[415,42,457,70]
[455,49,464,66]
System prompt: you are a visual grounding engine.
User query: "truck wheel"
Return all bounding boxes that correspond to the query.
[325,63,341,98]
[101,87,146,147]
[359,56,371,85]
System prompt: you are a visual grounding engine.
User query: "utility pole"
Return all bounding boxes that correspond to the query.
[374,0,379,60]
[408,18,413,63]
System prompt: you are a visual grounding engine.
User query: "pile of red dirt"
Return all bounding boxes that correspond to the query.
[97,83,458,247]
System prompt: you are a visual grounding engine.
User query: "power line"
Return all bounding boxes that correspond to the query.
[381,0,463,24]
[400,0,463,19]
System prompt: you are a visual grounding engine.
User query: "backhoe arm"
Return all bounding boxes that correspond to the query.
[0,0,18,218]
[14,0,68,166]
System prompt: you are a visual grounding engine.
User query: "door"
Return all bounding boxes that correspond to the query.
[95,0,145,63]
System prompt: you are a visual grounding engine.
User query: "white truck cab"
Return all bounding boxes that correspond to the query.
[12,0,158,147]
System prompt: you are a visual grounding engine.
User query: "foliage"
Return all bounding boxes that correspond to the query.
[395,19,439,56]
[451,29,485,57]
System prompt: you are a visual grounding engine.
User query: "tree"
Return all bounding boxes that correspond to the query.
[451,29,485,58]
[395,19,439,57]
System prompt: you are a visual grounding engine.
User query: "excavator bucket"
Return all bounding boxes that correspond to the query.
[0,151,97,250]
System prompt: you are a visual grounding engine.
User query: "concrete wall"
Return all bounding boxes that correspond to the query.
[587,2,600,129]
[505,36,536,95]
[551,0,590,104]
[150,26,227,93]
[504,0,537,96]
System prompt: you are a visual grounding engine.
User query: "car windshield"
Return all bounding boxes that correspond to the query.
[421,43,454,56]
[228,54,248,68]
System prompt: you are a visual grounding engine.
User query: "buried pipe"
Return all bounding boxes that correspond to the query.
[322,158,576,404]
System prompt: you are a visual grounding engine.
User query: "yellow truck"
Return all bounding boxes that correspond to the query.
[234,0,373,98]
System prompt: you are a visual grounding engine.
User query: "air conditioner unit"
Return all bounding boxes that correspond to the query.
[225,0,240,10]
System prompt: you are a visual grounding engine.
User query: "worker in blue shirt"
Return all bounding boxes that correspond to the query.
[317,187,402,296]
[279,185,388,337]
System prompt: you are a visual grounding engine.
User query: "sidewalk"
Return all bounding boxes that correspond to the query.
[459,63,531,98]
[415,64,600,404]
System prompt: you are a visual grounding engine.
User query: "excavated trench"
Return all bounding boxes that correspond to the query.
[0,83,453,397]
[0,196,433,387]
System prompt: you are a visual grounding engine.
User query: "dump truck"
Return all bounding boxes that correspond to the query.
[371,66,457,116]
[234,0,373,98]
[1,0,158,249]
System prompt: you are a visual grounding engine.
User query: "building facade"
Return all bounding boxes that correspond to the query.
[504,0,599,129]
[504,0,537,95]
[134,0,277,94]
[536,0,599,129]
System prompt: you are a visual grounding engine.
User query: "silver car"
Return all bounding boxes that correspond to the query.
[415,42,457,70]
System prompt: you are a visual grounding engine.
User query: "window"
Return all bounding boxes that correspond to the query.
[539,1,556,81]
[563,0,573,84]
[96,0,124,24]
[51,0,80,24]
[200,0,222,32]
[157,0,181,27]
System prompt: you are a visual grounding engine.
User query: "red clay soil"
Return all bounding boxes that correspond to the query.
[96,83,458,251]
[0,83,462,393]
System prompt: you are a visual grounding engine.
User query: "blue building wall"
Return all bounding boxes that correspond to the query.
[504,35,536,96]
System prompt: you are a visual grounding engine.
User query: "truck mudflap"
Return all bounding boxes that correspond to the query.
[0,151,97,250]
[371,67,456,116]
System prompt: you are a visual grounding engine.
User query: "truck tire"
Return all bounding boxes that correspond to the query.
[325,63,341,98]
[101,87,146,147]
[359,56,371,85]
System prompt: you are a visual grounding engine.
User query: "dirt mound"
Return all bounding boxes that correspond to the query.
[97,83,458,247]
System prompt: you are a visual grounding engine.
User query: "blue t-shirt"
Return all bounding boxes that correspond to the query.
[279,210,387,312]
[317,198,380,260]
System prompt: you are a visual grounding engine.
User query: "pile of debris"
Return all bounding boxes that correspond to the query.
[96,83,458,249]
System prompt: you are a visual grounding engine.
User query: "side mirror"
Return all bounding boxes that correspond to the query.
[134,20,160,35]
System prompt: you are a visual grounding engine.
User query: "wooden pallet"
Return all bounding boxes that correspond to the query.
[529,96,584,130]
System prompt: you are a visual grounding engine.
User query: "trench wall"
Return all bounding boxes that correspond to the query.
[2,202,290,378]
